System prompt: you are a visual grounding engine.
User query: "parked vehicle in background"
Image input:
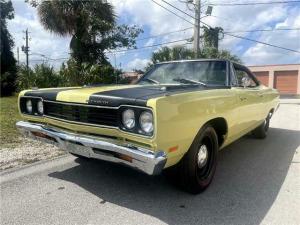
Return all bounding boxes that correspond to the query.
[16,59,279,193]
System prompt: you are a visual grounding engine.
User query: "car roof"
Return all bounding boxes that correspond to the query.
[155,59,231,65]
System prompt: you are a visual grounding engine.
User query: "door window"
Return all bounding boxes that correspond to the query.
[233,66,258,88]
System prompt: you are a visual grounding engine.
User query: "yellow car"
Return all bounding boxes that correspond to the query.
[16,59,279,193]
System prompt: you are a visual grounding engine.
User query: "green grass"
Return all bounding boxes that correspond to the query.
[0,95,22,148]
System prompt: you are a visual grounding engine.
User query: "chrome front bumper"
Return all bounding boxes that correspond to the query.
[16,121,167,175]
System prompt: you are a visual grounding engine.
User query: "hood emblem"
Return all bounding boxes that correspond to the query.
[88,99,110,105]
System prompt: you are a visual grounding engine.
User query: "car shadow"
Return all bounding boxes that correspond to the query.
[49,127,299,225]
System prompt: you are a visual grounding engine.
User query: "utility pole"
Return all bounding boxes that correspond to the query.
[21,29,30,71]
[193,0,201,58]
[25,29,29,70]
[17,47,19,65]
[114,53,118,84]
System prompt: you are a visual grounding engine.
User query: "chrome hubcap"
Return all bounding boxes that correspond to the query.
[197,144,208,168]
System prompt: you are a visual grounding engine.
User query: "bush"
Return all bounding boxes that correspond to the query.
[59,59,123,86]
[1,71,17,96]
[16,60,128,91]
[16,63,63,91]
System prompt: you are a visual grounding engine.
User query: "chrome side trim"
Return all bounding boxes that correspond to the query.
[16,121,166,175]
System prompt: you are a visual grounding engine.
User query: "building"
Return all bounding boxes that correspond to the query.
[249,64,300,95]
[121,71,143,83]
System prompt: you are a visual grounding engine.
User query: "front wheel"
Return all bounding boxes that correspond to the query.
[70,153,90,160]
[166,124,218,194]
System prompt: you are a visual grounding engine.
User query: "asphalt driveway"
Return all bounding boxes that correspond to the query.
[1,102,299,225]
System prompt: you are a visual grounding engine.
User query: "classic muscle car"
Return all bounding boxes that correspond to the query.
[16,59,279,193]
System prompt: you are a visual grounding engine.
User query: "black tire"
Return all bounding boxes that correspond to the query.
[252,112,272,139]
[70,153,90,160]
[165,124,218,194]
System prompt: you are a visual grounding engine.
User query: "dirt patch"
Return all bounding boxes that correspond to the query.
[0,137,66,171]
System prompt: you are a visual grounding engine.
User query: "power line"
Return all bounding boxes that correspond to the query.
[108,38,191,54]
[136,27,193,41]
[225,33,300,53]
[29,52,69,62]
[161,0,202,55]
[210,0,300,6]
[156,1,299,53]
[225,27,300,33]
[30,57,69,62]
[150,0,194,25]
[161,0,195,19]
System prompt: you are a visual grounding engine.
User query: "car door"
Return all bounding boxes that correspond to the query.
[231,63,264,134]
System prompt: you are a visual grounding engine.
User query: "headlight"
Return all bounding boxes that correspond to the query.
[26,100,32,113]
[37,100,44,114]
[139,111,153,134]
[122,109,135,129]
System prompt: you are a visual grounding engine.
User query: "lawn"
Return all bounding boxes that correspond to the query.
[0,95,22,148]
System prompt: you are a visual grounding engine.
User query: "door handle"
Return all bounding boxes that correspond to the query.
[239,96,247,101]
[258,94,264,97]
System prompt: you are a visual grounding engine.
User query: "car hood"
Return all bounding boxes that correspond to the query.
[22,84,218,107]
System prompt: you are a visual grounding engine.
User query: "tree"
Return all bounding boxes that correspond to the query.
[145,45,195,70]
[201,47,241,63]
[16,63,63,90]
[59,59,122,86]
[0,0,17,96]
[145,45,241,71]
[27,0,142,65]
[151,45,195,63]
[202,27,224,50]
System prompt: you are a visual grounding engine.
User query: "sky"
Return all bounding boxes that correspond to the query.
[7,0,300,71]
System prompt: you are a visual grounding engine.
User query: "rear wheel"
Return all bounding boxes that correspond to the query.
[165,124,218,194]
[252,111,272,139]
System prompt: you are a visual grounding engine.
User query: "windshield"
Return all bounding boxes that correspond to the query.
[139,61,227,86]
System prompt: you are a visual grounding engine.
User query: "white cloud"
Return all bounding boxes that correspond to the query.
[7,0,300,71]
[7,0,70,69]
[126,58,150,71]
[109,0,300,66]
[144,38,155,47]
[111,0,194,37]
[242,7,300,65]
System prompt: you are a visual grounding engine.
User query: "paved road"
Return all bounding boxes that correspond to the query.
[1,103,299,225]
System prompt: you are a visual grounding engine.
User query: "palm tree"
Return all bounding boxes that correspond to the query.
[152,45,195,63]
[31,0,141,65]
[145,45,241,71]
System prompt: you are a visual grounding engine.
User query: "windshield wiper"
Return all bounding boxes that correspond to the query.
[142,78,160,84]
[173,78,206,86]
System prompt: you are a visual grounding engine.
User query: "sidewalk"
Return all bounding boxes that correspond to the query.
[280,98,300,104]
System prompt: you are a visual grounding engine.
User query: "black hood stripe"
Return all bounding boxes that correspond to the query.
[24,88,80,101]
[88,85,229,107]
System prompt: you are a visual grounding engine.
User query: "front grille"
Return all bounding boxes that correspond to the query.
[44,101,118,127]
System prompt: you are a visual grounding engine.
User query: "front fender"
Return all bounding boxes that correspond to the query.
[148,89,237,168]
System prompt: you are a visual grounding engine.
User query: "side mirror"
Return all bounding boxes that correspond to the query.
[241,77,251,88]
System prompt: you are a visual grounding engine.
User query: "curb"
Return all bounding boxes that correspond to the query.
[0,153,69,177]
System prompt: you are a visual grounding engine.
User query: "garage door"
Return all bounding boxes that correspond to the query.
[274,71,298,94]
[253,71,269,86]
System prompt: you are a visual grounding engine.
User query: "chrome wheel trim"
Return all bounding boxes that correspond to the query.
[197,144,208,168]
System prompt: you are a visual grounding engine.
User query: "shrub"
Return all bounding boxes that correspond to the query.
[59,59,123,86]
[16,60,128,91]
[16,63,63,91]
